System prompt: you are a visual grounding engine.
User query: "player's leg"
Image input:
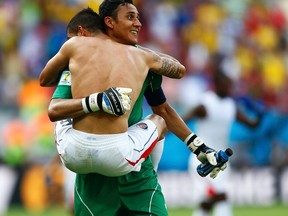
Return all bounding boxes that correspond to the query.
[147,114,167,171]
[119,114,168,215]
[141,114,167,171]
[211,165,233,216]
[150,138,164,171]
[213,196,233,216]
[74,173,121,216]
[62,166,76,215]
[118,156,168,216]
[188,153,211,216]
[58,123,141,176]
[125,114,166,170]
[146,113,167,136]
[192,160,232,216]
[193,191,226,216]
[54,118,73,162]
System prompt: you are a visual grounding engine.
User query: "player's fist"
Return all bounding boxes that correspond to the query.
[197,148,233,179]
[196,145,217,165]
[185,133,217,165]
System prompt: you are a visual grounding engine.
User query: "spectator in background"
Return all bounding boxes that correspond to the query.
[183,61,262,216]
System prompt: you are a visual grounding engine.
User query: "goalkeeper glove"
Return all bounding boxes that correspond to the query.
[184,133,217,165]
[184,133,230,179]
[82,87,132,116]
[197,148,232,179]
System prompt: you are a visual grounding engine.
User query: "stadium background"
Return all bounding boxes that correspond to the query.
[0,0,288,215]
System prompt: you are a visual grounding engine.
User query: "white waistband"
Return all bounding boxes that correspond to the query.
[69,128,128,145]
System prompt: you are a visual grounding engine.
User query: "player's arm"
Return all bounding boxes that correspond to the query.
[151,101,191,141]
[49,98,84,122]
[144,82,189,141]
[139,46,186,79]
[138,45,181,64]
[145,86,217,167]
[153,101,226,178]
[50,71,132,121]
[182,104,207,122]
[236,109,261,128]
[39,41,71,87]
[152,53,186,79]
[156,52,181,64]
[49,87,131,121]
[150,102,215,159]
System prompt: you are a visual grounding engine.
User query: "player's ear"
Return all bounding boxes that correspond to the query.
[104,17,114,29]
[77,25,84,36]
[78,26,89,36]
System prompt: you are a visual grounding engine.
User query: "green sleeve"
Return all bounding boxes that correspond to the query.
[52,70,72,99]
[149,72,162,91]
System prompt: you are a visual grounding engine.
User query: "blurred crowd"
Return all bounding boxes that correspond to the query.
[1,0,288,211]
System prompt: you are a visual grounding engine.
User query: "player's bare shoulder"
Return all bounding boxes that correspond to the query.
[61,36,84,54]
[133,45,161,64]
[135,45,159,57]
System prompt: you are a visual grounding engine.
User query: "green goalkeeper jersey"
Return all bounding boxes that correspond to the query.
[52,70,167,216]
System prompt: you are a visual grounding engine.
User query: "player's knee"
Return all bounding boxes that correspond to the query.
[213,192,227,202]
[200,201,213,211]
[147,114,167,136]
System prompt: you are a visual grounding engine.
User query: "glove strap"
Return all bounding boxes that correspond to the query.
[97,93,104,111]
[184,133,205,154]
[82,97,91,113]
[82,92,103,113]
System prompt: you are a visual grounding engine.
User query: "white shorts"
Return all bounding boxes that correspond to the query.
[54,119,159,177]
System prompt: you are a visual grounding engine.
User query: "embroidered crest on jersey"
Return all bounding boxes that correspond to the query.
[136,122,148,130]
[59,70,71,86]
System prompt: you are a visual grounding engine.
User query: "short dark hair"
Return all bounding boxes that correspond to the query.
[67,7,104,34]
[99,0,134,20]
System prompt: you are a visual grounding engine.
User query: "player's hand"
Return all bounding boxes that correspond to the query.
[196,147,232,179]
[82,87,132,116]
[185,133,217,166]
[102,87,132,116]
[196,145,217,166]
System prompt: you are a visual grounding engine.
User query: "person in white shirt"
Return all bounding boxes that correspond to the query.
[184,69,261,216]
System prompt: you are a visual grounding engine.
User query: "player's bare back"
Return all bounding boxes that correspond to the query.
[61,35,155,134]
[40,33,185,135]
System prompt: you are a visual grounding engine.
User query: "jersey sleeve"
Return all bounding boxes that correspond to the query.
[144,72,166,106]
[52,70,72,99]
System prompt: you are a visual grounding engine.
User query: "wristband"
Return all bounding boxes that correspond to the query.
[184,133,204,153]
[81,92,103,113]
[82,97,90,113]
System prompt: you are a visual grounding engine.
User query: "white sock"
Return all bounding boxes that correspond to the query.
[213,201,233,216]
[150,138,165,171]
[193,209,210,216]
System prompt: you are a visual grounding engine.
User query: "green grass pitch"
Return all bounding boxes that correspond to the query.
[169,204,287,216]
[5,204,288,216]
